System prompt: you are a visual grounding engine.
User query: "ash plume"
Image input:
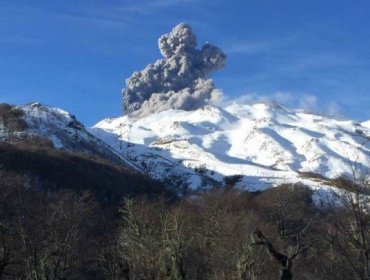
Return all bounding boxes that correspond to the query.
[122,23,226,117]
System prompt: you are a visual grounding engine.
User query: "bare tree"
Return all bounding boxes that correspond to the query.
[0,223,15,280]
[235,235,263,280]
[327,164,370,280]
[252,221,310,280]
[251,186,313,280]
[15,188,96,280]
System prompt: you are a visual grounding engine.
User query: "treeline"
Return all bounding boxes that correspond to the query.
[1,165,370,280]
[0,143,173,206]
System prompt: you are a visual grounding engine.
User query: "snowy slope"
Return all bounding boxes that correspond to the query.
[0,102,137,168]
[91,102,370,192]
[362,120,370,129]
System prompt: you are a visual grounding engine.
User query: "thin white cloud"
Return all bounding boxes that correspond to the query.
[223,91,297,107]
[327,101,343,117]
[223,91,345,118]
[226,42,272,54]
[224,34,362,79]
[278,52,363,74]
[299,94,318,112]
[1,1,201,31]
[0,2,133,27]
[118,0,197,14]
[224,35,298,55]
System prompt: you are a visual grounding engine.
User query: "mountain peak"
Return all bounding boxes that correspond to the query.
[0,103,133,166]
[92,102,370,192]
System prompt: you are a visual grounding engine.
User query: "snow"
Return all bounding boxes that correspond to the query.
[18,103,87,147]
[362,120,370,129]
[92,102,370,193]
[0,103,139,170]
[3,101,369,198]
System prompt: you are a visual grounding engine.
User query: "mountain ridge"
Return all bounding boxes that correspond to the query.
[0,102,140,170]
[1,101,369,197]
[91,101,370,194]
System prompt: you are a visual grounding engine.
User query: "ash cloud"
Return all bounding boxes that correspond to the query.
[122,23,226,117]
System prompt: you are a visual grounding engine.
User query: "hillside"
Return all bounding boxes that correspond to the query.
[92,102,370,194]
[0,103,172,205]
[0,102,138,169]
[0,143,172,206]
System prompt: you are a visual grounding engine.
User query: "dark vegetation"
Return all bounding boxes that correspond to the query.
[0,104,27,132]
[0,143,174,206]
[224,174,244,186]
[0,139,369,279]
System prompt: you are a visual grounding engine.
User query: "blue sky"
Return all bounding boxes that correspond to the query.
[1,0,370,125]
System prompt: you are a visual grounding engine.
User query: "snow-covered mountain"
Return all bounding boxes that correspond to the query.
[2,101,369,195]
[91,102,370,193]
[0,102,136,168]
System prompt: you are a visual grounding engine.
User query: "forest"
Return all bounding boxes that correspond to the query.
[0,145,369,280]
